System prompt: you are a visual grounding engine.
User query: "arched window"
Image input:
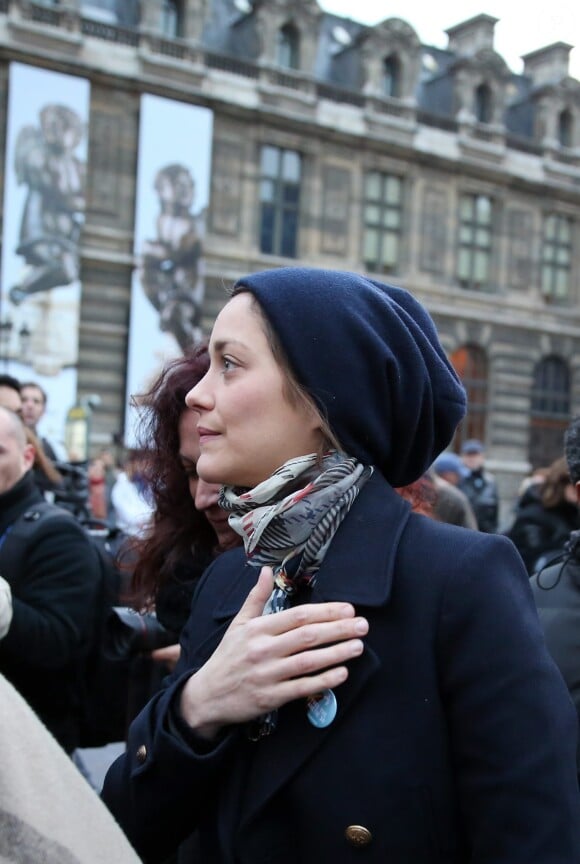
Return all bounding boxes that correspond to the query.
[277,23,300,70]
[450,344,488,450]
[529,356,570,468]
[475,83,492,124]
[558,109,573,148]
[382,55,401,98]
[161,0,183,38]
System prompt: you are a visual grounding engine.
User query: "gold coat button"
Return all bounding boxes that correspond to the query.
[136,744,147,764]
[345,825,372,846]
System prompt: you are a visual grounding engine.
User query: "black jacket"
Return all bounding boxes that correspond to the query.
[0,472,100,751]
[531,531,580,771]
[103,473,580,864]
[458,468,499,533]
[506,485,580,575]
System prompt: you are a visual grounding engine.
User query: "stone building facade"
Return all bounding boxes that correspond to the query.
[0,0,579,522]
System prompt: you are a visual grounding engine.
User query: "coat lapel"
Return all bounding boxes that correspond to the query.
[238,641,380,830]
[221,472,412,830]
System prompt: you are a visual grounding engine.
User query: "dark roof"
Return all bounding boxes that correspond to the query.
[196,1,574,140]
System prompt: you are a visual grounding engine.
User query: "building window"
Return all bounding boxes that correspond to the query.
[259,145,301,258]
[474,83,492,123]
[506,208,534,290]
[542,214,572,300]
[362,172,403,274]
[161,0,183,38]
[450,344,488,449]
[277,23,300,69]
[558,109,573,148]
[529,356,570,468]
[382,55,401,98]
[457,194,493,291]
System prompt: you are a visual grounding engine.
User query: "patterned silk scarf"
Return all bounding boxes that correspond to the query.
[219,450,372,736]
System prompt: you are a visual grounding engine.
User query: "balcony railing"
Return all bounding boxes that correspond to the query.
[317,82,365,108]
[20,1,67,27]
[80,16,139,47]
[204,50,259,80]
[145,34,188,61]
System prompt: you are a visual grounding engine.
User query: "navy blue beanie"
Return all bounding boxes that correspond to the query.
[235,267,466,487]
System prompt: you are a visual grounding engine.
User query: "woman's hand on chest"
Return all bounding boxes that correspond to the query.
[179,565,368,740]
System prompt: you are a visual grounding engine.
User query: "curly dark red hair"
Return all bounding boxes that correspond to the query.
[130,345,215,604]
[395,473,436,517]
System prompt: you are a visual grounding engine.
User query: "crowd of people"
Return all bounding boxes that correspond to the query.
[1,267,580,863]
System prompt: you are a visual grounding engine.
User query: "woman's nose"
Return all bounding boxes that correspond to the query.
[186,376,210,410]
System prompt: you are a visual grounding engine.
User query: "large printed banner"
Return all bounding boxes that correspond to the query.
[124,94,213,445]
[0,63,90,452]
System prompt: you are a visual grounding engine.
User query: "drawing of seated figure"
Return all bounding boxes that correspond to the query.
[10,104,86,307]
[139,163,205,352]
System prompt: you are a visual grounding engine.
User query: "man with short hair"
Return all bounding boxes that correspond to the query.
[0,406,99,752]
[458,438,499,533]
[0,374,22,415]
[20,381,57,461]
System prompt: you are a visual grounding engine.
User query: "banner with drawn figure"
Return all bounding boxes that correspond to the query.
[0,63,89,454]
[125,94,213,445]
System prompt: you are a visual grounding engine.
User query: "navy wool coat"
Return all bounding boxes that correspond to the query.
[103,472,580,863]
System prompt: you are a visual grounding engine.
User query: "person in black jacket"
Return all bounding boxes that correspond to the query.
[103,268,580,864]
[0,406,100,753]
[506,455,580,575]
[458,439,499,532]
[531,415,580,775]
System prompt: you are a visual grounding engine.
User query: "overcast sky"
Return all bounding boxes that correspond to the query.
[319,0,580,79]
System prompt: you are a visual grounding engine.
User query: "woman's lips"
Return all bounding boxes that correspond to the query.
[197,427,220,445]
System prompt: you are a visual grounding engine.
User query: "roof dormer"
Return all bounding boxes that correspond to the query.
[442,15,510,127]
[522,42,573,87]
[360,17,421,102]
[254,0,322,72]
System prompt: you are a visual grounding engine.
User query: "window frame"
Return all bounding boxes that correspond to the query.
[558,109,573,148]
[362,170,404,275]
[541,212,573,302]
[259,144,302,259]
[450,344,488,450]
[474,83,493,124]
[456,193,494,292]
[277,22,300,70]
[382,55,401,99]
[529,355,571,468]
[161,0,183,38]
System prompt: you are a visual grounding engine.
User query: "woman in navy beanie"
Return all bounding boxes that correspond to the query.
[104,268,580,863]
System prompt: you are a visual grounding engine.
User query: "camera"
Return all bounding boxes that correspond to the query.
[104,607,177,660]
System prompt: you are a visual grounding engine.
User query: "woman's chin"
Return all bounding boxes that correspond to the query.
[196,455,225,486]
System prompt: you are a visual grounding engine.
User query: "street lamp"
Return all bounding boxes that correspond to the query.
[65,393,101,461]
[18,322,32,363]
[0,318,13,368]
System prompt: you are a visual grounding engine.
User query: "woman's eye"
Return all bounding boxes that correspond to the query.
[222,356,236,372]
